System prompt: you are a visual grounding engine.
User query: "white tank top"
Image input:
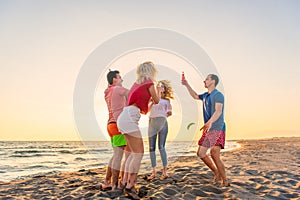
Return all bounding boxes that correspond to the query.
[149,99,172,118]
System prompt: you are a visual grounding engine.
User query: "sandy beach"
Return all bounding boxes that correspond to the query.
[0,137,299,200]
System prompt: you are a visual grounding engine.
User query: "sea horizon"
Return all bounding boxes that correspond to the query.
[0,140,241,182]
[1,136,299,182]
[1,135,299,142]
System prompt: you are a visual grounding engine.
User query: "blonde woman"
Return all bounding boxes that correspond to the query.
[117,61,163,199]
[148,80,174,180]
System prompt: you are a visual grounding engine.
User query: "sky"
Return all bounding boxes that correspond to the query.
[1,0,300,141]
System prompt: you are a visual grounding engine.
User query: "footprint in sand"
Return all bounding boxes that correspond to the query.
[245,169,259,176]
[201,185,223,194]
[286,179,298,187]
[174,167,191,172]
[282,192,300,199]
[162,187,178,196]
[190,188,209,197]
[249,177,264,183]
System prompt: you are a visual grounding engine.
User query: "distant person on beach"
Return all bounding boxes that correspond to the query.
[103,70,129,190]
[182,74,229,187]
[148,80,174,180]
[117,61,163,198]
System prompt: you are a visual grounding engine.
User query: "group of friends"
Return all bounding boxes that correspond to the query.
[102,61,229,199]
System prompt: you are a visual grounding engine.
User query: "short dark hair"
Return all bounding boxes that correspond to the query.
[107,70,120,85]
[209,74,219,86]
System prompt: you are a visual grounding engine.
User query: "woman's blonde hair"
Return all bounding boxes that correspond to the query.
[136,61,157,84]
[157,80,174,100]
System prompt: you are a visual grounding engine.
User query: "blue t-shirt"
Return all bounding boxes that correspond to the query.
[198,89,226,131]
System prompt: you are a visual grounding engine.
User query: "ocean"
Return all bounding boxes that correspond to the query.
[0,140,240,182]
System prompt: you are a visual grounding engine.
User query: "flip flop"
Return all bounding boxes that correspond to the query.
[147,174,156,181]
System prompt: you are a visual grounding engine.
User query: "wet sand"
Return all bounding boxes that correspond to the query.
[0,137,299,199]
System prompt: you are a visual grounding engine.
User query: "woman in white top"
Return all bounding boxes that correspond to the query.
[148,80,174,180]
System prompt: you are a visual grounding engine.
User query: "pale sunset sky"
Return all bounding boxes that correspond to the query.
[1,1,300,141]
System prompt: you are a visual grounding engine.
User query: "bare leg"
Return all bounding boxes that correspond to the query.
[162,166,168,177]
[147,168,156,180]
[210,146,229,186]
[119,145,130,189]
[151,168,156,178]
[124,149,133,184]
[197,146,220,183]
[111,146,124,190]
[102,157,113,189]
[124,131,144,189]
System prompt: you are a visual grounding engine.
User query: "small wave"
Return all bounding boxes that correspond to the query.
[9,153,56,158]
[73,150,89,154]
[222,141,241,152]
[89,149,110,153]
[58,149,88,154]
[26,165,47,169]
[49,146,77,149]
[85,158,99,161]
[14,170,62,181]
[74,157,86,161]
[14,150,43,154]
[85,163,103,168]
[53,161,68,165]
[59,150,72,154]
[0,165,13,170]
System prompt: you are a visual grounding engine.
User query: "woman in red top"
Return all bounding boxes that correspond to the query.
[117,61,163,198]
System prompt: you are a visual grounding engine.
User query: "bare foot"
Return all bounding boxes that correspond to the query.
[101,181,112,190]
[111,185,117,191]
[212,174,221,184]
[148,169,156,181]
[221,179,230,187]
[117,181,126,190]
[162,167,169,175]
[124,186,140,199]
[160,167,170,180]
[160,174,170,180]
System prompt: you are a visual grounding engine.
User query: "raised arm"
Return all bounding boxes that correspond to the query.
[181,79,200,100]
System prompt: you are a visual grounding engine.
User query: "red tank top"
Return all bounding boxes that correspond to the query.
[127,79,154,114]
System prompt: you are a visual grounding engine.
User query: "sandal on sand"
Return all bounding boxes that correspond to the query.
[160,174,170,180]
[147,174,156,181]
[124,186,140,200]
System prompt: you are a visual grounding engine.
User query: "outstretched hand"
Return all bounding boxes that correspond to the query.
[200,121,212,133]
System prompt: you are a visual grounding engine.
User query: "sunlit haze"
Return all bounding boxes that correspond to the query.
[1,1,300,141]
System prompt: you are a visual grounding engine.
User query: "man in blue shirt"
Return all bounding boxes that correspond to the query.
[182,74,229,187]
